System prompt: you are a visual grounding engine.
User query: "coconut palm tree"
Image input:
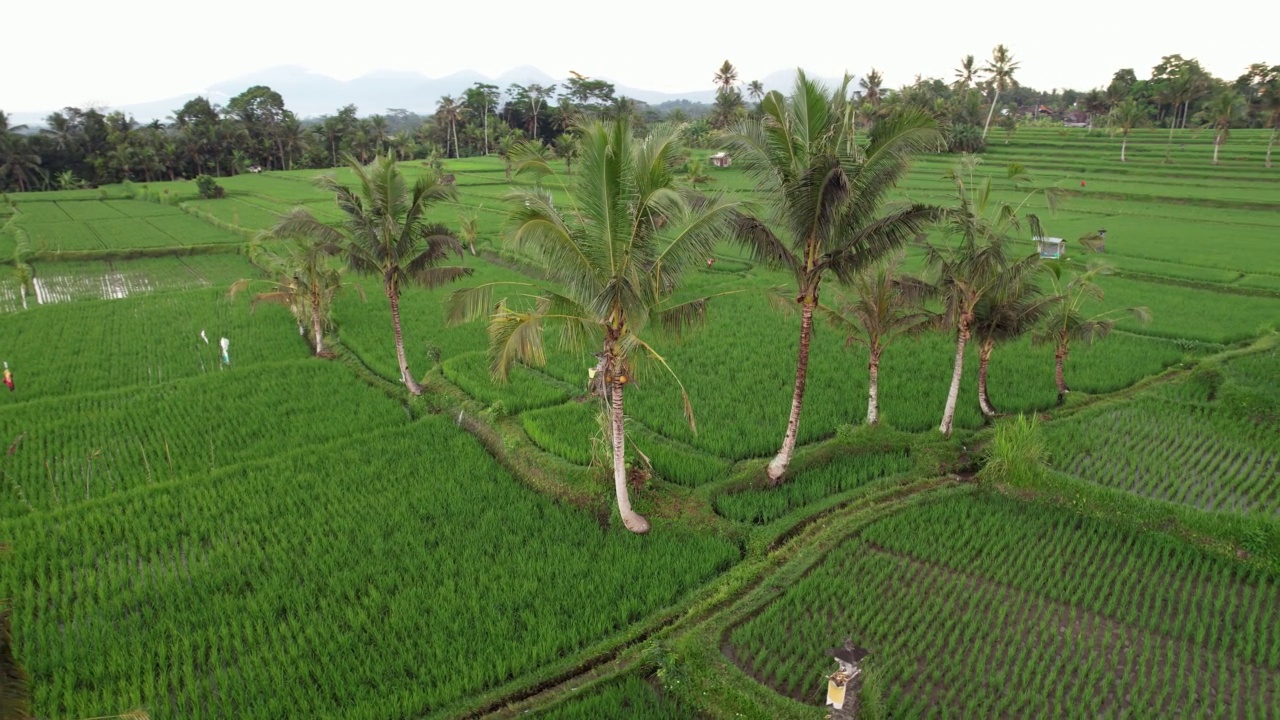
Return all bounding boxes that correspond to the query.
[923,157,1049,436]
[1109,99,1147,162]
[714,60,739,95]
[953,55,978,97]
[436,96,466,159]
[0,138,41,192]
[1197,90,1244,165]
[554,133,578,175]
[970,261,1045,418]
[981,44,1020,139]
[1034,262,1151,403]
[231,235,356,355]
[274,154,471,393]
[11,227,34,310]
[1262,80,1280,169]
[817,253,933,425]
[747,80,765,104]
[722,71,943,480]
[458,207,480,256]
[859,69,885,109]
[445,120,739,533]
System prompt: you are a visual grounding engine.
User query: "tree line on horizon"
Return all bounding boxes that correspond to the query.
[1,50,1278,193]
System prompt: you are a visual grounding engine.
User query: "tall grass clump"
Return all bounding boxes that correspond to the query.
[978,414,1049,487]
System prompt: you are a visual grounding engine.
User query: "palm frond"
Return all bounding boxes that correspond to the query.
[414,265,474,290]
[631,336,698,434]
[488,301,547,381]
[652,290,742,339]
[443,281,540,325]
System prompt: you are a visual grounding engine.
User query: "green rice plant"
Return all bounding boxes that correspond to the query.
[978,414,1050,487]
[1047,350,1280,514]
[442,352,572,414]
[0,416,739,719]
[714,448,912,524]
[530,673,701,719]
[728,491,1280,717]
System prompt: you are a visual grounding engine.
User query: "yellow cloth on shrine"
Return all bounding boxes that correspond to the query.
[826,678,846,709]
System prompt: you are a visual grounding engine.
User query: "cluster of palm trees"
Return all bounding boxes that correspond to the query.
[244,71,1151,534]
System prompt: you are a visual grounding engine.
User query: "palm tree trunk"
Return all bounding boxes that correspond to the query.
[483,110,489,156]
[982,89,1001,139]
[768,300,815,483]
[1055,344,1070,404]
[609,368,649,534]
[1213,134,1222,165]
[1121,134,1128,163]
[311,296,325,355]
[939,319,970,436]
[866,346,882,425]
[977,337,996,419]
[387,287,422,395]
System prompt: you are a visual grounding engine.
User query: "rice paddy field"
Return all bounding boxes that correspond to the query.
[0,125,1276,719]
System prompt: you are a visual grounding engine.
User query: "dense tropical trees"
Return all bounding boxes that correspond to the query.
[924,158,1046,436]
[1034,262,1151,403]
[981,45,1020,139]
[1109,99,1147,162]
[818,254,932,425]
[446,120,739,533]
[276,154,471,393]
[466,82,501,155]
[722,71,942,480]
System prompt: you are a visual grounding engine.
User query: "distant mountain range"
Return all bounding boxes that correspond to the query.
[9,66,853,126]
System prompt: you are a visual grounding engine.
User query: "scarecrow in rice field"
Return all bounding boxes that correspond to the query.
[219,337,230,366]
[3,362,13,392]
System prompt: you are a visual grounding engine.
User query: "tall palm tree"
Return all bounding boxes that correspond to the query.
[458,207,480,256]
[1263,81,1280,169]
[1197,90,1244,165]
[239,233,356,356]
[446,121,739,533]
[953,55,977,97]
[714,60,739,95]
[1109,99,1147,162]
[722,71,943,481]
[554,133,578,175]
[859,69,884,109]
[275,154,471,393]
[436,96,466,158]
[923,157,1048,436]
[817,253,933,425]
[1034,262,1151,403]
[970,263,1045,418]
[0,134,41,193]
[981,44,1020,139]
[1159,71,1195,162]
[747,80,765,104]
[11,227,34,310]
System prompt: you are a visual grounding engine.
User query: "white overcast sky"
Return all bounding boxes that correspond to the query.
[6,0,1278,111]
